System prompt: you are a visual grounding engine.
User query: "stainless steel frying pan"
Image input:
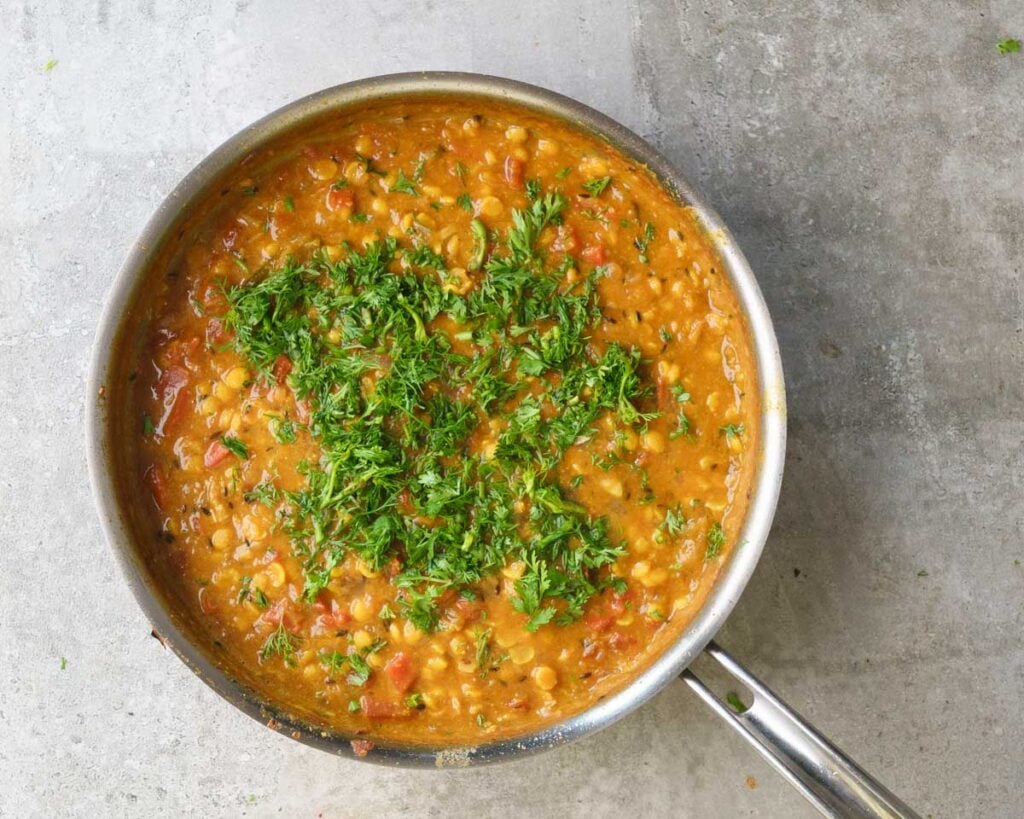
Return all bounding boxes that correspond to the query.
[86,72,919,818]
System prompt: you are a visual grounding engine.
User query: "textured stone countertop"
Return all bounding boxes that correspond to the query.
[1,2,1021,816]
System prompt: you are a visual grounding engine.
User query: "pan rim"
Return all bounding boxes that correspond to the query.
[85,71,786,767]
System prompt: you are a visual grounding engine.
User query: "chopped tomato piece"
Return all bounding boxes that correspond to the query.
[359,695,411,719]
[261,600,301,631]
[203,440,231,468]
[384,652,417,693]
[608,631,637,652]
[201,286,227,312]
[143,464,169,510]
[156,364,188,395]
[504,156,524,187]
[206,318,232,346]
[450,596,482,626]
[657,373,677,407]
[327,186,355,211]
[608,590,632,616]
[581,244,606,265]
[313,598,351,632]
[161,337,203,371]
[272,354,292,383]
[155,365,190,435]
[584,614,614,632]
[351,739,374,757]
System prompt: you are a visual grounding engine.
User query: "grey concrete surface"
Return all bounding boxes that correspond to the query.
[1,1,1021,816]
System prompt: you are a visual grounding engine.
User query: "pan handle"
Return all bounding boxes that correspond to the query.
[681,642,921,818]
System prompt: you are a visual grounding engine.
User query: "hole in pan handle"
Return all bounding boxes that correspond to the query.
[681,642,922,819]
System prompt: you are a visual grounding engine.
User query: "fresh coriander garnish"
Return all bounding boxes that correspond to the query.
[259,624,299,666]
[346,653,372,686]
[996,38,1021,54]
[468,219,487,272]
[391,169,418,195]
[456,192,473,211]
[720,424,744,442]
[349,212,370,223]
[356,153,385,175]
[706,522,726,560]
[555,166,572,179]
[661,505,687,538]
[221,434,248,460]
[237,576,270,608]
[243,481,279,507]
[220,184,655,633]
[525,178,541,201]
[282,195,295,213]
[635,222,655,263]
[142,414,155,436]
[582,176,611,197]
[268,415,297,444]
[319,650,349,674]
[475,627,492,673]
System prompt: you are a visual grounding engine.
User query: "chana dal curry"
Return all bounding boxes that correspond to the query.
[133,99,758,749]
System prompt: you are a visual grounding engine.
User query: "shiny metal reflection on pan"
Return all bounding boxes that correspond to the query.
[86,72,919,818]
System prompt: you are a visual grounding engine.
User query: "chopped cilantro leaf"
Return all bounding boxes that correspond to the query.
[347,653,372,686]
[720,424,744,441]
[635,222,655,263]
[259,624,299,666]
[582,176,612,197]
[706,523,726,560]
[221,434,249,460]
[391,170,418,195]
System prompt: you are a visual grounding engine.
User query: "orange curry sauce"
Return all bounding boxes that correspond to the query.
[132,99,758,749]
